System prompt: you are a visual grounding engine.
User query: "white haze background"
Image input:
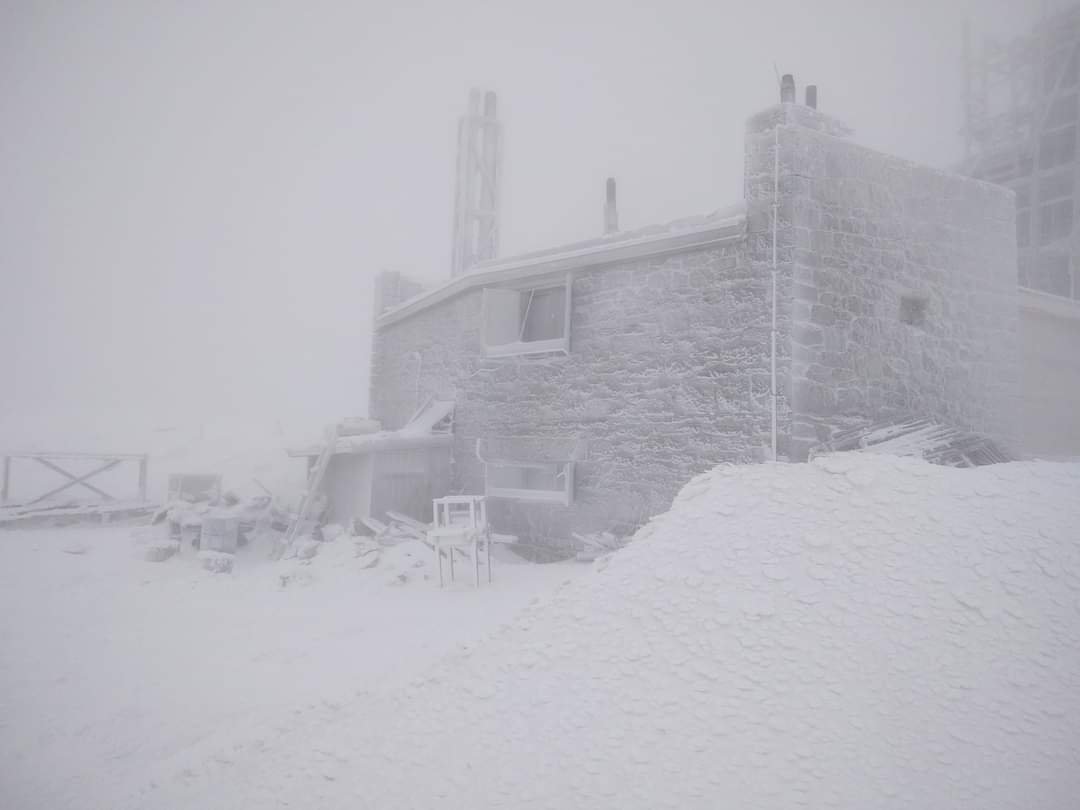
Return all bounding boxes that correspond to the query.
[0,0,1034,463]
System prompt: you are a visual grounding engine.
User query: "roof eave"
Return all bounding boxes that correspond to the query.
[375,214,746,330]
[1019,287,1080,321]
[287,432,453,458]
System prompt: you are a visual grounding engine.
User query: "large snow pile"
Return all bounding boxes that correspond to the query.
[210,454,1080,809]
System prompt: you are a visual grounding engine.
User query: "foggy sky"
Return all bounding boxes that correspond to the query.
[0,0,1034,445]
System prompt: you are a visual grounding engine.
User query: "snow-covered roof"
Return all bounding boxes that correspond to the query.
[287,401,455,458]
[376,205,746,329]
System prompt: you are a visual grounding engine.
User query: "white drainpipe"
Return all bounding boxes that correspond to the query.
[770,125,780,462]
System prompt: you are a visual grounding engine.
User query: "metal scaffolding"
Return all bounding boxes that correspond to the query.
[962,3,1080,301]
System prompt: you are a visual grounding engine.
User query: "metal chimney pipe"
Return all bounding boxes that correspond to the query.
[780,74,795,103]
[604,177,618,234]
[805,85,818,109]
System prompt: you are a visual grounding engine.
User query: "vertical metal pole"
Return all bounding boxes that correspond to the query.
[479,90,501,262]
[1,456,10,504]
[770,126,780,462]
[138,455,148,502]
[963,19,972,163]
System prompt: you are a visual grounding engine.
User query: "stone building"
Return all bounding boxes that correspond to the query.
[960,6,1080,458]
[350,86,1025,546]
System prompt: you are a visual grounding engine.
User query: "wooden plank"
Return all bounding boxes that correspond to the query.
[3,452,147,460]
[385,510,431,532]
[359,516,389,537]
[284,424,338,545]
[388,523,425,540]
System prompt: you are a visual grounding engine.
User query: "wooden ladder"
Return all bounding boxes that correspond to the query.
[284,423,339,546]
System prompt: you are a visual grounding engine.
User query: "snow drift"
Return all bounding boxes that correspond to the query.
[251,454,1080,809]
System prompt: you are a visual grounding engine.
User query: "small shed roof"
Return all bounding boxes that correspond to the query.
[287,401,455,458]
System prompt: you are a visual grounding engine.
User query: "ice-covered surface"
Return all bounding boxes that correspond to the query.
[286,400,454,457]
[0,527,585,809]
[113,454,1080,809]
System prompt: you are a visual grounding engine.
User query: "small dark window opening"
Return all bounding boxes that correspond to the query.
[899,295,928,327]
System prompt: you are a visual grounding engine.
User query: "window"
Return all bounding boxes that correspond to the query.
[1028,253,1073,298]
[899,294,928,328]
[483,274,571,356]
[485,460,574,505]
[1039,126,1076,170]
[1040,199,1074,244]
[1018,256,1032,289]
[1044,48,1080,93]
[1017,210,1031,248]
[1040,171,1074,203]
[1045,93,1079,130]
[1014,183,1030,211]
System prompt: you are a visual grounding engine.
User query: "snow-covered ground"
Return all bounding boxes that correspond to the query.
[0,526,586,809]
[3,454,1079,809]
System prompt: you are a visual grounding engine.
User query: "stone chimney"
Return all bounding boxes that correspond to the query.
[373,269,426,319]
[604,177,619,234]
[780,73,796,103]
[805,85,818,110]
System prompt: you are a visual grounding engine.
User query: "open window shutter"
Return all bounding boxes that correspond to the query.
[483,288,521,347]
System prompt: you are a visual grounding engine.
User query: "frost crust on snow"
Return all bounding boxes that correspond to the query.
[248,455,1080,810]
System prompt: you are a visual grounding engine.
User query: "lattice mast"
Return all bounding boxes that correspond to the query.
[450,89,502,277]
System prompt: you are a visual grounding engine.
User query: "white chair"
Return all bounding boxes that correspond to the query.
[428,495,492,587]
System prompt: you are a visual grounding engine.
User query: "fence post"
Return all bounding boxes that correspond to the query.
[138,456,148,502]
[1,456,9,504]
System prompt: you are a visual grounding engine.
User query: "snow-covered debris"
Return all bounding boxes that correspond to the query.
[263,454,1080,810]
[573,530,628,561]
[811,418,1012,467]
[198,550,234,573]
[144,540,179,562]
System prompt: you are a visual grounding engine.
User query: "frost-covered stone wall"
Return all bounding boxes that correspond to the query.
[369,102,1024,543]
[747,105,1019,460]
[370,239,777,543]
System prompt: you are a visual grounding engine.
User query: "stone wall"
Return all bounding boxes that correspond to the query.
[751,104,1019,459]
[370,237,776,544]
[1018,301,1080,458]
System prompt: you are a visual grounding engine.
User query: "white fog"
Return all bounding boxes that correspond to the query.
[1,1,1077,808]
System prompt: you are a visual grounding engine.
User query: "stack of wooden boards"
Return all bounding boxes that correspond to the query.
[359,511,517,564]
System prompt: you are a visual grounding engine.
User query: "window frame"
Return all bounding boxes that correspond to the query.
[1039,198,1074,244]
[484,459,574,505]
[481,272,572,358]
